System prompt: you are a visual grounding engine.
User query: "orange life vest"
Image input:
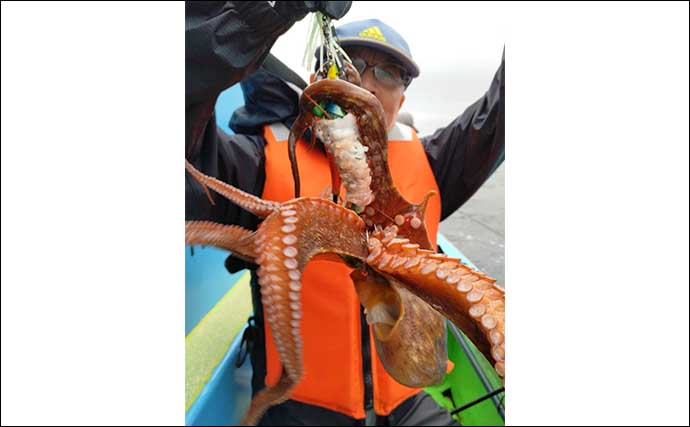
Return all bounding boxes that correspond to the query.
[261,121,442,418]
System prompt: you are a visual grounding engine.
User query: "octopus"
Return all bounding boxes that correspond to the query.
[185,73,505,426]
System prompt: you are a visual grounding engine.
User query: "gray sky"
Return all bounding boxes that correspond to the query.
[270,1,505,135]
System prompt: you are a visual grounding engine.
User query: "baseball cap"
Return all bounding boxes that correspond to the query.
[316,18,420,78]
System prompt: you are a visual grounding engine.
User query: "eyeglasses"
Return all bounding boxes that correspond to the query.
[350,57,412,89]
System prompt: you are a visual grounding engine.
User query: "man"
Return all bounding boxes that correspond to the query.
[186,4,504,425]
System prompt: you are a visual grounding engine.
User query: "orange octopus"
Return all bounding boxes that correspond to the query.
[185,76,505,425]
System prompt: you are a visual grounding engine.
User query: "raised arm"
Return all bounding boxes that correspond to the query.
[422,50,505,220]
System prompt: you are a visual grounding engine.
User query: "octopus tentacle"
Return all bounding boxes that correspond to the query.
[324,146,343,203]
[185,221,258,262]
[299,79,387,145]
[341,61,362,86]
[361,190,438,252]
[247,197,368,424]
[185,159,280,218]
[295,80,410,214]
[240,371,295,426]
[289,79,389,203]
[185,72,506,424]
[314,113,374,207]
[291,80,437,249]
[366,228,505,378]
[287,110,314,198]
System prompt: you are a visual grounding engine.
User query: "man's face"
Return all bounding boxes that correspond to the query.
[345,46,407,131]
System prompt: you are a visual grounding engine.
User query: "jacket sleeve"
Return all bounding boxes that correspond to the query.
[185,2,303,228]
[185,1,304,156]
[185,125,267,231]
[421,51,505,221]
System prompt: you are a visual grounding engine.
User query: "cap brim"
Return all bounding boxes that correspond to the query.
[326,37,420,78]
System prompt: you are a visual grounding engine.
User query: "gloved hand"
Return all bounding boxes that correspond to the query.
[273,1,352,22]
[303,1,352,19]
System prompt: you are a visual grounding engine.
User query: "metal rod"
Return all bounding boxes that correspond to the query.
[450,387,505,416]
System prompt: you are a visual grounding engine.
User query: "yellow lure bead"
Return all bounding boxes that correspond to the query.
[327,63,338,79]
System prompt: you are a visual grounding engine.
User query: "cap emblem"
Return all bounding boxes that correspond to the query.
[358,26,387,42]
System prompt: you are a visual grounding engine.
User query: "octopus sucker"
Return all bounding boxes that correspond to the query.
[466,289,485,303]
[283,216,298,224]
[403,256,422,269]
[481,314,497,330]
[419,262,438,275]
[435,268,449,280]
[389,256,407,269]
[492,346,505,362]
[282,246,298,258]
[377,253,393,269]
[495,361,505,377]
[438,261,459,271]
[281,224,297,233]
[490,330,504,345]
[282,234,297,245]
[387,237,410,248]
[367,245,383,262]
[456,281,473,293]
[469,304,486,318]
[401,243,420,253]
[445,270,463,285]
[283,258,298,269]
